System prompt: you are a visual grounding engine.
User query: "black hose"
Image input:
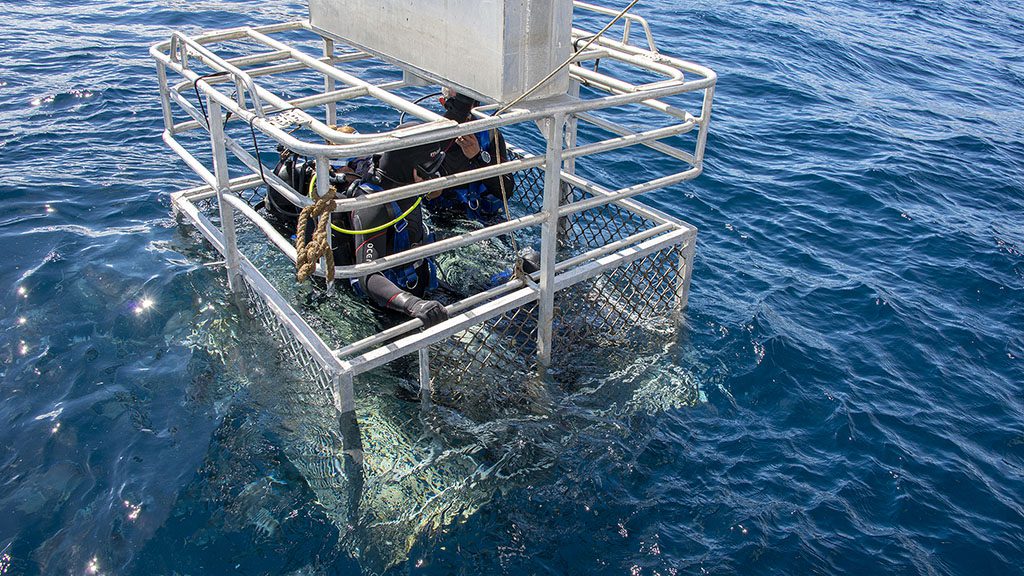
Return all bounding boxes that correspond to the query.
[398,91,442,125]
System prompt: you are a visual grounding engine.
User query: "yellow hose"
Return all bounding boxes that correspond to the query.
[308,173,422,236]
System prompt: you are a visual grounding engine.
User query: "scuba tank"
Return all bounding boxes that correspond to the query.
[264,142,444,328]
[265,147,368,268]
[265,147,309,229]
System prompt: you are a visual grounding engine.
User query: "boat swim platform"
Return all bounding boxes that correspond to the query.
[149,3,716,420]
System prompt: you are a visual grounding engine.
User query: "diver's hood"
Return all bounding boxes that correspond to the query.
[376,140,445,190]
[372,119,444,189]
[443,93,478,121]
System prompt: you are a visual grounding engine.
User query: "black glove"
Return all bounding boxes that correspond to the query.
[520,247,542,274]
[407,298,448,327]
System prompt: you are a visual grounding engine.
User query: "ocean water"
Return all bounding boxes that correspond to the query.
[1,0,1023,574]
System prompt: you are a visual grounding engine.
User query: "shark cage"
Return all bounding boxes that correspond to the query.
[150,0,715,560]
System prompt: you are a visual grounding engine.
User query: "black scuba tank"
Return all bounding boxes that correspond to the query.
[265,149,359,270]
[265,150,310,229]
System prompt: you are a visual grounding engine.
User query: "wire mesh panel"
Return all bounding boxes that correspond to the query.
[554,243,684,350]
[510,159,545,214]
[428,302,540,398]
[240,273,335,395]
[427,189,691,391]
[565,194,651,246]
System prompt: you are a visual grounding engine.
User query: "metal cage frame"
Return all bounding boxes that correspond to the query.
[151,2,714,431]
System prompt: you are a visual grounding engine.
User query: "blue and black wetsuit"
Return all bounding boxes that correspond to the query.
[425,93,515,220]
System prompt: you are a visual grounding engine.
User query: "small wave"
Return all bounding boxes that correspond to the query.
[29,89,96,109]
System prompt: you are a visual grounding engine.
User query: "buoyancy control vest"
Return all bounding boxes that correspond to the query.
[425,130,505,220]
[265,147,439,292]
[348,180,437,297]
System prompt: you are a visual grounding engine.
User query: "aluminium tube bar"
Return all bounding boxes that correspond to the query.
[573,1,658,52]
[159,87,706,281]
[193,150,695,284]
[339,228,692,376]
[151,25,713,159]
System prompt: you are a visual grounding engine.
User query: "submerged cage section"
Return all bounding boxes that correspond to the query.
[427,176,694,394]
[151,2,714,422]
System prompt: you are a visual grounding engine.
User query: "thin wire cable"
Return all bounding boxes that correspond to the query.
[399,91,442,125]
[191,71,229,128]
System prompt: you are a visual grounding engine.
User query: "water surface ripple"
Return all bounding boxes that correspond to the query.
[1,0,1022,574]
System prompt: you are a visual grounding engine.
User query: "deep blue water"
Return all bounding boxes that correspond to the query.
[2,0,1023,574]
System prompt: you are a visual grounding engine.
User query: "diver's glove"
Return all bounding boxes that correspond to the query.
[520,247,541,274]
[488,247,543,287]
[408,299,448,327]
[389,292,449,327]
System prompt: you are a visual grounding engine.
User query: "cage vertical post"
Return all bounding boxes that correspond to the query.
[323,38,337,127]
[315,156,333,288]
[674,236,696,319]
[537,113,566,369]
[333,371,355,414]
[155,61,174,132]
[694,83,716,168]
[208,98,242,293]
[418,348,431,397]
[560,83,581,239]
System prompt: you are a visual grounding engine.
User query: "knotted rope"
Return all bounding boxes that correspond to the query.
[295,186,337,283]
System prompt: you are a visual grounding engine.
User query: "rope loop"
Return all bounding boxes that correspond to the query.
[295,185,337,283]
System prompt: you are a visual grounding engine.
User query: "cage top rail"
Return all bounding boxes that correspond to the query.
[152,5,715,284]
[150,22,715,160]
[573,1,659,52]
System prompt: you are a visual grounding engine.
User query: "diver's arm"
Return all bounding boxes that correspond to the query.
[363,274,448,326]
[352,209,447,326]
[450,132,515,200]
[479,130,515,200]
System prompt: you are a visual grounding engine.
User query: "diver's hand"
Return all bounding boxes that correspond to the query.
[407,299,448,327]
[455,133,481,159]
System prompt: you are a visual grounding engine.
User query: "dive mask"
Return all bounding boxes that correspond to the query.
[416,150,446,180]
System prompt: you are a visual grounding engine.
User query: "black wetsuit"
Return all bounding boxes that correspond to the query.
[348,143,447,325]
[427,95,515,217]
[436,128,514,203]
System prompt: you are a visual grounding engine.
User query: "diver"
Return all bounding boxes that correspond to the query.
[425,88,515,220]
[263,126,371,232]
[418,89,544,294]
[264,141,449,327]
[348,141,449,326]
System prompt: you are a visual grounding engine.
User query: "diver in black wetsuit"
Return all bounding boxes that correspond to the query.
[425,89,515,220]
[348,141,448,326]
[264,142,449,327]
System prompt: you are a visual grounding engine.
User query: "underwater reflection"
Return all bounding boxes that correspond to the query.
[148,284,701,574]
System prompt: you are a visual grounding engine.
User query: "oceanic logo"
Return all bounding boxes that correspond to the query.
[365,242,376,261]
